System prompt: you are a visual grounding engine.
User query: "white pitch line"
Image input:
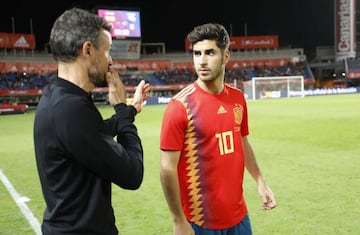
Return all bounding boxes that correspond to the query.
[0,169,41,235]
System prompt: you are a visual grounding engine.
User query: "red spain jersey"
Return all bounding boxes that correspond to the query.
[160,82,250,229]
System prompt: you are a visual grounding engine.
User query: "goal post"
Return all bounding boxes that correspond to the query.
[243,76,304,100]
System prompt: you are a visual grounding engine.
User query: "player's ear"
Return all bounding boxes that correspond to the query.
[82,41,92,57]
[224,49,230,64]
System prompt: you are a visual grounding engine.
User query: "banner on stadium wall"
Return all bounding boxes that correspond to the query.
[346,71,360,79]
[0,57,292,73]
[0,32,36,49]
[172,58,291,70]
[172,61,193,70]
[0,60,172,73]
[0,89,43,96]
[227,58,291,69]
[184,35,279,51]
[230,35,279,50]
[0,62,57,73]
[334,0,357,61]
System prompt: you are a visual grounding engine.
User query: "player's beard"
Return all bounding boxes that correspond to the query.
[89,67,107,87]
[197,63,224,82]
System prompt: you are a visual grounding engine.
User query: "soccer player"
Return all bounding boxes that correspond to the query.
[33,8,150,235]
[160,23,277,235]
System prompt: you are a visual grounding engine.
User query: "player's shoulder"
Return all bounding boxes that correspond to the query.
[225,83,244,94]
[172,83,196,102]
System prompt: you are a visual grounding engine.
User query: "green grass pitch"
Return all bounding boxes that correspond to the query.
[0,93,359,235]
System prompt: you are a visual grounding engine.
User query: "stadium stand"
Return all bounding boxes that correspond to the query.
[1,37,359,105]
[0,46,321,105]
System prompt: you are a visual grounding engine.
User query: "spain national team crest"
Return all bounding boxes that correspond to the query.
[233,105,243,125]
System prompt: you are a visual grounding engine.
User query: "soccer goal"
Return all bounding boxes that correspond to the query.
[243,76,304,100]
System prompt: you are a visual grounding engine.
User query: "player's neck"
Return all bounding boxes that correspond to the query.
[196,79,224,94]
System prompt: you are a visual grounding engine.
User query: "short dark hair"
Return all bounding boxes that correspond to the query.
[187,23,230,51]
[49,7,112,62]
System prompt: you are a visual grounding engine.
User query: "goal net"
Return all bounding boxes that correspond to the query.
[243,76,304,100]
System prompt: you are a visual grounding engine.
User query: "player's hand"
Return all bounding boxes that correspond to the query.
[106,69,126,106]
[259,185,277,210]
[173,219,195,235]
[131,80,150,113]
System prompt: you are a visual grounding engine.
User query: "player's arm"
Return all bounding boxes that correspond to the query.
[160,150,194,234]
[243,136,277,210]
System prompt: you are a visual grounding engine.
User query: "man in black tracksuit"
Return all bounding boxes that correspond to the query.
[33,8,150,235]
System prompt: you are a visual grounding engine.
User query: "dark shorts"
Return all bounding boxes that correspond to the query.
[190,214,253,235]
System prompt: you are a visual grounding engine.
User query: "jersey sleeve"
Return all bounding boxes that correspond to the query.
[160,99,188,151]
